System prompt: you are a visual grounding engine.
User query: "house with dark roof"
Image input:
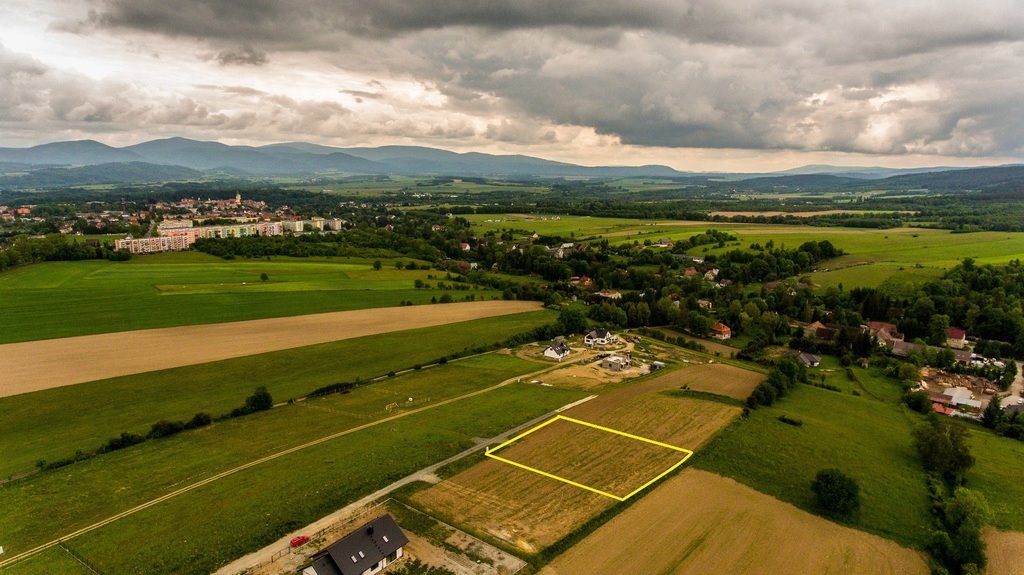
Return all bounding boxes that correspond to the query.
[584,328,617,347]
[794,352,821,367]
[303,514,408,575]
[544,342,571,361]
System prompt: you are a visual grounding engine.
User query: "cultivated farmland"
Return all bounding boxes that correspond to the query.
[539,469,929,575]
[0,299,543,396]
[982,529,1024,575]
[0,253,509,343]
[411,362,747,552]
[0,313,555,478]
[651,360,763,400]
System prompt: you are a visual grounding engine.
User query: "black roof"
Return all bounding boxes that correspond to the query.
[587,328,611,338]
[310,514,409,575]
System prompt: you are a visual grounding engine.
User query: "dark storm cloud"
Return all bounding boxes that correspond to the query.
[214,45,268,66]
[60,1,1024,157]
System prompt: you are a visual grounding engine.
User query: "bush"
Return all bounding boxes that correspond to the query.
[148,419,186,439]
[185,412,212,429]
[903,391,932,414]
[102,432,145,453]
[245,386,274,412]
[777,415,803,427]
[811,468,860,518]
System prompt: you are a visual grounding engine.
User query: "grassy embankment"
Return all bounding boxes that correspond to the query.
[0,354,586,574]
[0,311,556,477]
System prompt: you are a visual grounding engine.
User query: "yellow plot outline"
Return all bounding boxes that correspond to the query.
[484,415,694,501]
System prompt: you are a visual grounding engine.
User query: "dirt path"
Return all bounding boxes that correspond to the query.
[0,357,586,572]
[0,300,542,398]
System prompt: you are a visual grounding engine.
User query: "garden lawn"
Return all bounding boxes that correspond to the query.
[0,314,553,478]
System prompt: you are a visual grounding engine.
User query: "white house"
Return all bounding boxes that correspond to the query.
[584,329,618,347]
[544,342,571,361]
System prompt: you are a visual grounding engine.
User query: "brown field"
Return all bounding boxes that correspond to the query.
[412,363,745,551]
[0,300,542,397]
[983,529,1024,575]
[540,360,643,389]
[649,361,765,400]
[656,328,738,357]
[540,469,930,575]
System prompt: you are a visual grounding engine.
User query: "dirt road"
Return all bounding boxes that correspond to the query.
[0,300,541,397]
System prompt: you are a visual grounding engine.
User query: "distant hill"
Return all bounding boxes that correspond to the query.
[0,162,202,189]
[773,164,965,180]
[0,137,685,179]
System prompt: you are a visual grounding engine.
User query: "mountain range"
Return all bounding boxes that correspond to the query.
[0,137,1021,191]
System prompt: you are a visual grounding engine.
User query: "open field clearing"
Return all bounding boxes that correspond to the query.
[0,314,554,478]
[0,367,585,574]
[646,359,762,400]
[539,469,929,575]
[0,253,503,343]
[961,425,1024,532]
[710,209,912,217]
[0,300,541,397]
[412,362,746,552]
[982,529,1024,575]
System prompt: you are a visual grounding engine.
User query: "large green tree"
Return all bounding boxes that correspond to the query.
[811,468,861,519]
[912,416,975,486]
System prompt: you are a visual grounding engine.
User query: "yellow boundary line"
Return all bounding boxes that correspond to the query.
[485,415,693,501]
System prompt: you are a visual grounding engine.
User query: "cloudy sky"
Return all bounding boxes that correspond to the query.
[2,0,1023,171]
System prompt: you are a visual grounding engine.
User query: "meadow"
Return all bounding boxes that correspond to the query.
[0,357,586,574]
[0,252,503,343]
[0,312,555,478]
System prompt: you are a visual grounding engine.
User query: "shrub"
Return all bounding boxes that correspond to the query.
[102,432,145,453]
[185,412,212,429]
[148,419,186,439]
[811,468,860,518]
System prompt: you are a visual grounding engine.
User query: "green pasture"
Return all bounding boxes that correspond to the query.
[0,253,502,343]
[695,381,934,548]
[962,425,1024,531]
[0,312,555,477]
[0,372,584,574]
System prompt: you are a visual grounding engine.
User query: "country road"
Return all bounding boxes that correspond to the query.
[0,349,597,571]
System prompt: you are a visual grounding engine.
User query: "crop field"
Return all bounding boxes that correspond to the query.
[983,529,1024,575]
[1,300,543,396]
[650,360,764,400]
[539,469,929,575]
[411,362,747,552]
[0,362,586,574]
[0,312,555,478]
[0,252,503,343]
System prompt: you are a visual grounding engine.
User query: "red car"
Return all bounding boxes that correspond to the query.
[290,535,310,548]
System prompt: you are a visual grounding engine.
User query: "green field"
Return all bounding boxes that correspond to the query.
[0,252,503,343]
[694,381,934,548]
[962,425,1024,531]
[0,312,555,478]
[0,358,584,574]
[468,214,1024,290]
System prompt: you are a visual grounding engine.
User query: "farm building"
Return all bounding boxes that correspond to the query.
[794,352,821,367]
[584,329,618,347]
[601,355,630,371]
[302,514,408,575]
[697,299,713,310]
[710,322,732,340]
[544,342,571,361]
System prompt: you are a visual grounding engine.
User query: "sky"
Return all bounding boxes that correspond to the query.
[2,0,1023,172]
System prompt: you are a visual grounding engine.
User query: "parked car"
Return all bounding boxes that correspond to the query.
[290,535,310,548]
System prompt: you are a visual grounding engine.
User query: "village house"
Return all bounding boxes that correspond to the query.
[794,352,821,367]
[584,328,618,347]
[544,342,571,361]
[302,514,408,575]
[710,322,732,340]
[946,327,967,349]
[589,289,623,302]
[682,267,700,279]
[697,299,713,311]
[652,237,674,248]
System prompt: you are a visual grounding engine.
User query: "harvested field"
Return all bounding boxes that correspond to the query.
[490,417,689,499]
[412,363,745,551]
[540,469,929,575]
[648,361,765,400]
[710,209,912,218]
[983,529,1024,575]
[655,329,738,357]
[0,300,541,398]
